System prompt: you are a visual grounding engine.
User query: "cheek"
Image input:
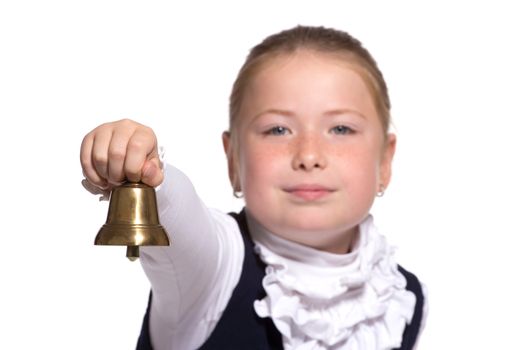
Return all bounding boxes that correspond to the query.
[239,143,284,189]
[335,144,382,188]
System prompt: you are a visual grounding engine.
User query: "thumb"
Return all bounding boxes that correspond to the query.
[141,159,164,187]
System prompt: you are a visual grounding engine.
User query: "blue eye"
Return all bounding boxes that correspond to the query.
[265,126,289,136]
[331,125,354,135]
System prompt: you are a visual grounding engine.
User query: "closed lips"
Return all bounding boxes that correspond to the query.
[284,184,335,200]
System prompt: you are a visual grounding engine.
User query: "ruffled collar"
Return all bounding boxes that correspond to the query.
[246,212,416,350]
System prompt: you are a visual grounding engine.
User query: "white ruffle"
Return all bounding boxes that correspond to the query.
[249,215,416,350]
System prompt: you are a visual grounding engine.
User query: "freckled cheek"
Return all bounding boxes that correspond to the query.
[239,144,287,188]
[332,147,381,191]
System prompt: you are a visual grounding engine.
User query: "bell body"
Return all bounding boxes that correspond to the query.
[95,182,169,260]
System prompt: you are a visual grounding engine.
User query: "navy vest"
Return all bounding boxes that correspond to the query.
[137,210,425,349]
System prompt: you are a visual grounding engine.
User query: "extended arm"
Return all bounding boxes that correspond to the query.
[139,164,244,350]
[80,120,244,350]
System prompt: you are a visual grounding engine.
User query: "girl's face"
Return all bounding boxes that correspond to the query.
[224,50,396,253]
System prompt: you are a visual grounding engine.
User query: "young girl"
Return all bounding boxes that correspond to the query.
[81,26,426,350]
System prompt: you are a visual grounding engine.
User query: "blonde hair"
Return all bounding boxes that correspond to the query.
[226,25,392,192]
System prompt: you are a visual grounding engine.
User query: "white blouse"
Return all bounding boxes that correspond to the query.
[248,212,417,349]
[135,164,425,350]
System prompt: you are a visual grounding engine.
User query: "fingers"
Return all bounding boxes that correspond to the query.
[107,127,134,185]
[80,130,109,189]
[141,158,164,187]
[80,119,163,193]
[123,126,158,183]
[91,126,114,184]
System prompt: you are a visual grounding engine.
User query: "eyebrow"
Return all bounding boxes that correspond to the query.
[323,108,367,119]
[254,108,367,120]
[253,109,295,119]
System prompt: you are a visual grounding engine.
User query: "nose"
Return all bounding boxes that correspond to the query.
[291,133,327,171]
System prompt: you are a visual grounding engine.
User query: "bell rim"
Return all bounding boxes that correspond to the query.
[94,224,170,246]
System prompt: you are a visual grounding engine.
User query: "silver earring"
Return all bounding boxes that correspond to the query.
[233,189,244,199]
[376,184,385,197]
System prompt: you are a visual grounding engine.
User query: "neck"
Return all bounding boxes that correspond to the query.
[287,227,358,254]
[246,210,359,255]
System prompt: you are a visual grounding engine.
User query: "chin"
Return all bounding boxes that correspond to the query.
[281,213,344,235]
[285,207,365,234]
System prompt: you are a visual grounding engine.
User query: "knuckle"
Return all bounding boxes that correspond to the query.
[127,138,146,152]
[97,121,113,131]
[118,118,137,128]
[143,125,155,137]
[108,147,126,162]
[92,154,108,168]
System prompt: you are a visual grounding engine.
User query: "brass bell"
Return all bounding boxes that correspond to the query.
[95,182,170,261]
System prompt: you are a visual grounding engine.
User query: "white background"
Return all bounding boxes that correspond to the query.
[1,1,524,349]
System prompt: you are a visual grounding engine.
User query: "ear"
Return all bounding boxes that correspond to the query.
[379,133,397,189]
[222,131,240,191]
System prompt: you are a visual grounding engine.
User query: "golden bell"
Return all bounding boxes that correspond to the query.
[95,182,170,261]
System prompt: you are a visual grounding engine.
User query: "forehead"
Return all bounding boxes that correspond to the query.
[240,50,378,120]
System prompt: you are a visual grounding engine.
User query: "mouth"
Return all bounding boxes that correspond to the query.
[283,184,335,201]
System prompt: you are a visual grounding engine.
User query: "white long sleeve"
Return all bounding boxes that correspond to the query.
[139,164,244,350]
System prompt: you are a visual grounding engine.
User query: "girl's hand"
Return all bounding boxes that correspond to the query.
[80,119,164,194]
